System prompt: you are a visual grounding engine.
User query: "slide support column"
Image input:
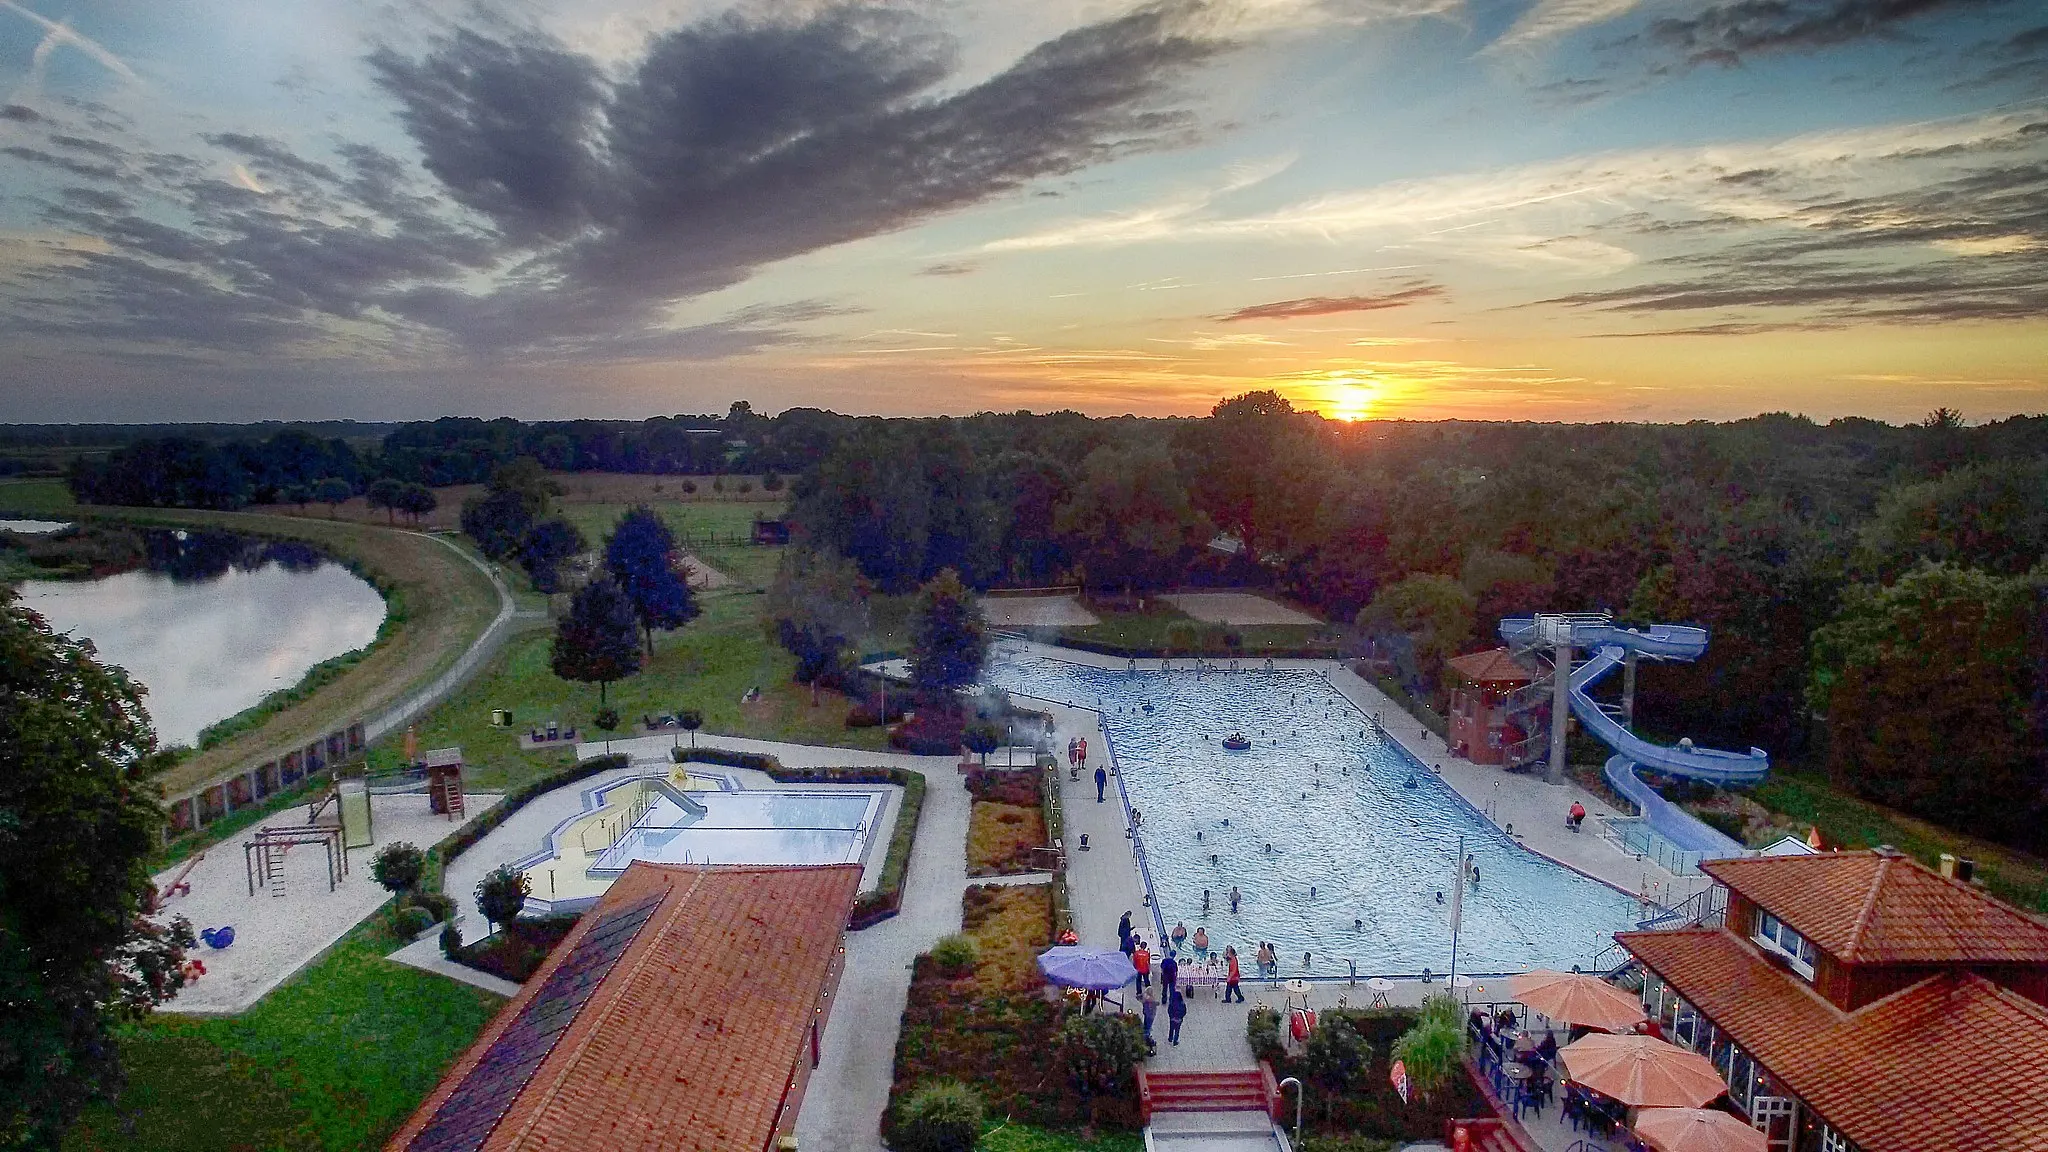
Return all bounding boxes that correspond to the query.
[1621,649,1638,730]
[1548,632,1572,785]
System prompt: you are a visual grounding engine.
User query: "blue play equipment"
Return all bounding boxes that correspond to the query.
[1499,615,1768,867]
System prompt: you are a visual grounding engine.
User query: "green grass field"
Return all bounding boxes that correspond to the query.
[0,476,80,517]
[1059,603,1331,655]
[365,572,893,793]
[63,913,503,1152]
[1751,769,2048,913]
[558,500,781,554]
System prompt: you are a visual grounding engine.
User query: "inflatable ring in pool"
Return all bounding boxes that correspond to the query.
[1221,733,1252,752]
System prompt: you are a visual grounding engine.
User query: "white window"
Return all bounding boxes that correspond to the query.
[1752,910,1818,978]
[1821,1125,1856,1152]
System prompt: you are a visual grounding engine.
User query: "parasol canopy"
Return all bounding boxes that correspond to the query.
[1560,1033,1727,1108]
[1507,970,1649,1032]
[1037,946,1138,991]
[1634,1108,1767,1152]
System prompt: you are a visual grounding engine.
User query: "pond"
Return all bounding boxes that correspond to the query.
[0,518,72,533]
[16,530,386,748]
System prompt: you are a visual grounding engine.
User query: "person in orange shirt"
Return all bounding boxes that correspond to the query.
[1133,940,1152,989]
[1223,945,1244,1002]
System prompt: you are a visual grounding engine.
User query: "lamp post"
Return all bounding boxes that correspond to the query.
[1007,723,1015,769]
[1278,1077,1303,1145]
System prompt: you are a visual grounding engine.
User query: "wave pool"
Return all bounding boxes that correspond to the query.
[986,653,1644,978]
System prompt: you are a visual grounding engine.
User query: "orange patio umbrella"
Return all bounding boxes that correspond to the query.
[1635,1108,1766,1152]
[1506,970,1647,1032]
[1559,1034,1727,1109]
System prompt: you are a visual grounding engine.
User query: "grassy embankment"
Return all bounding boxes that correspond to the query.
[63,912,504,1152]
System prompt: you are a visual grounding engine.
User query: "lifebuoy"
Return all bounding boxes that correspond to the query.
[1289,1008,1316,1041]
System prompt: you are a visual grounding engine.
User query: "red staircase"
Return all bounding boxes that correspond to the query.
[1136,1066,1278,1122]
[1442,1118,1531,1152]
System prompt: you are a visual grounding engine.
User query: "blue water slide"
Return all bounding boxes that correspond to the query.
[1496,617,1769,787]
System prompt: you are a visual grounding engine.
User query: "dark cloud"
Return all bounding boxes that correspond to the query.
[371,2,1226,352]
[3,145,120,181]
[919,261,978,276]
[1641,0,2011,67]
[1,104,42,123]
[7,3,1226,364]
[1215,285,1443,322]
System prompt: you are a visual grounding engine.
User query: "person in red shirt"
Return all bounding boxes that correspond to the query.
[1223,945,1244,1002]
[1133,940,1152,989]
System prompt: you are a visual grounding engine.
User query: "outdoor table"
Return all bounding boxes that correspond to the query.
[1283,979,1312,1013]
[1367,977,1394,1008]
[1181,965,1226,999]
[1503,1064,1533,1082]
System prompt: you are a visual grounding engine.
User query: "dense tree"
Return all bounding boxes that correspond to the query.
[518,518,586,597]
[1054,443,1208,593]
[397,482,438,525]
[1809,564,2046,848]
[0,589,193,1147]
[365,477,407,525]
[313,476,353,517]
[1859,458,2048,578]
[765,548,869,699]
[550,575,642,708]
[474,866,531,936]
[1180,390,1333,563]
[1358,574,1477,691]
[907,568,988,710]
[605,507,699,658]
[460,489,534,561]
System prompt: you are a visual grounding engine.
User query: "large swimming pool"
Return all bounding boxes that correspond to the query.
[986,654,1645,977]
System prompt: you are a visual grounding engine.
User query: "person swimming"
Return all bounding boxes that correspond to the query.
[1230,885,1242,913]
[1202,889,1211,913]
[1192,926,1209,951]
[1354,917,1363,931]
[1309,886,1318,898]
[1171,921,1188,946]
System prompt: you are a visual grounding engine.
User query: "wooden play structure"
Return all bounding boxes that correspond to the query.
[244,824,346,898]
[421,746,466,819]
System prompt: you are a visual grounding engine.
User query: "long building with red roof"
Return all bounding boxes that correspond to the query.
[387,860,861,1152]
[1615,848,2048,1152]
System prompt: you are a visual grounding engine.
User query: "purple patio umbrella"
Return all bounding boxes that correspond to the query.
[1037,946,1138,991]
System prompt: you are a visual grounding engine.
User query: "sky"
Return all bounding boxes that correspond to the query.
[0,0,2044,424]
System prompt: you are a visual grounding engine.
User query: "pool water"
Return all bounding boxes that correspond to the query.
[986,654,1645,977]
[592,790,883,872]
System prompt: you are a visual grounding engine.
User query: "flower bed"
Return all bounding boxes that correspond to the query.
[1246,1005,1491,1139]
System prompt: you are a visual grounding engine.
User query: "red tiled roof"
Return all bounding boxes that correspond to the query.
[1446,648,1534,684]
[1620,927,2048,1152]
[1701,850,2048,964]
[388,861,862,1152]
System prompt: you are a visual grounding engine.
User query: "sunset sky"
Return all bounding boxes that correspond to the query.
[1,0,2044,423]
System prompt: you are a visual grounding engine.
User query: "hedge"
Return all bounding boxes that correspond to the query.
[676,747,927,929]
[1050,634,1342,661]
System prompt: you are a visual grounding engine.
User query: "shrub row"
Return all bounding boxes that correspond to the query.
[1052,633,1342,661]
[675,747,927,929]
[1359,667,1449,740]
[1249,1003,1491,1138]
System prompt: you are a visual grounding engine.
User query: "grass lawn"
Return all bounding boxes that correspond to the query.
[1751,768,2048,913]
[0,476,79,517]
[365,579,890,793]
[556,499,783,552]
[64,912,503,1152]
[1059,604,1332,656]
[982,1125,1146,1152]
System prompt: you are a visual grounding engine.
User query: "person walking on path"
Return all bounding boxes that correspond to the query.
[1118,910,1133,951]
[1134,941,1152,989]
[1095,765,1108,802]
[1160,950,1178,995]
[1167,988,1188,1045]
[1141,989,1159,1055]
[1223,946,1244,1002]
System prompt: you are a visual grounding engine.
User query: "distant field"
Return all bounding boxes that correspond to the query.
[250,471,786,533]
[0,476,79,517]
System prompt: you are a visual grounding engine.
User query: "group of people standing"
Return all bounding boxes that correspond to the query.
[1121,911,1188,1051]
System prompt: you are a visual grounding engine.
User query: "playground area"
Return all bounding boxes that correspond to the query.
[151,789,501,1014]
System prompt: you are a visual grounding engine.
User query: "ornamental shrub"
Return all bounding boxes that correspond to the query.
[370,841,426,895]
[894,1079,983,1152]
[1060,1013,1145,1096]
[1247,1005,1286,1065]
[931,933,979,977]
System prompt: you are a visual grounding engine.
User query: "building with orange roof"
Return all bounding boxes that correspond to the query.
[1613,848,2048,1152]
[1445,647,1535,766]
[387,860,862,1152]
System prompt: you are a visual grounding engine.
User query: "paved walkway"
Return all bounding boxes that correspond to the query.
[386,932,522,998]
[796,755,972,1152]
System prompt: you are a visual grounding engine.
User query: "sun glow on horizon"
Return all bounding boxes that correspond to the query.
[1293,372,1387,422]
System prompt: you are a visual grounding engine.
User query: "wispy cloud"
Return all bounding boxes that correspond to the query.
[1215,283,1444,320]
[1486,0,1647,54]
[1,1,139,105]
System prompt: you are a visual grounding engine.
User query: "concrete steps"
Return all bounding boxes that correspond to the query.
[1138,1068,1274,1122]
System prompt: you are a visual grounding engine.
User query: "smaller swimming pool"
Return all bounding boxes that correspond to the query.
[591,789,884,872]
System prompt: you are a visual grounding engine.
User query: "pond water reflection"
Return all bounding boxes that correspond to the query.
[0,518,72,533]
[17,531,385,748]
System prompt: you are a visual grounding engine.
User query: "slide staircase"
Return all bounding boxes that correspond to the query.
[1498,615,1766,864]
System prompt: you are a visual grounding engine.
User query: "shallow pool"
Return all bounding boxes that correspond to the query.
[592,789,882,872]
[987,654,1644,977]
